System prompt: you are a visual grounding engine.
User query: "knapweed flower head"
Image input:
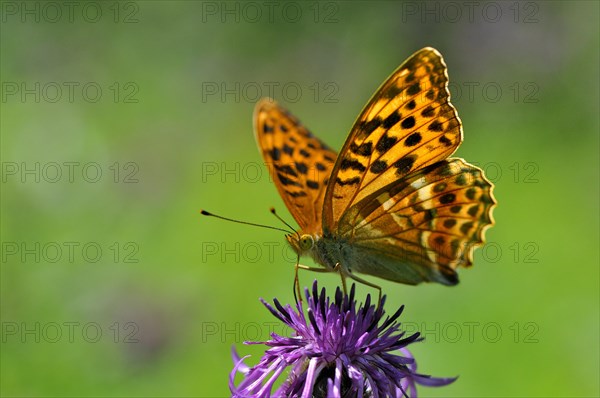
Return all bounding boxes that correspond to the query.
[230,281,455,397]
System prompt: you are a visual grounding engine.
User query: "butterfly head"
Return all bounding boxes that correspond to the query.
[286,233,316,256]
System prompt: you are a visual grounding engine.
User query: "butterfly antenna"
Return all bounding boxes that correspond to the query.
[200,210,292,234]
[270,208,299,238]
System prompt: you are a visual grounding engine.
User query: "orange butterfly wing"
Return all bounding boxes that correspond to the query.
[324,47,463,228]
[254,99,337,234]
[320,47,495,283]
[340,159,496,284]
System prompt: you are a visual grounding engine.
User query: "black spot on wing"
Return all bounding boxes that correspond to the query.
[359,118,382,136]
[340,157,366,172]
[295,162,308,175]
[421,106,435,118]
[287,191,307,198]
[282,144,293,155]
[401,116,416,129]
[429,72,445,86]
[376,133,398,153]
[277,173,301,187]
[440,193,456,204]
[336,177,360,186]
[428,120,443,132]
[481,194,494,204]
[299,149,310,158]
[407,82,421,96]
[412,204,425,213]
[269,148,281,161]
[370,160,387,174]
[423,208,436,222]
[263,124,274,134]
[443,219,456,228]
[460,222,474,235]
[433,182,447,192]
[434,236,445,246]
[350,142,373,157]
[393,155,416,175]
[455,174,467,186]
[382,84,402,99]
[468,205,479,216]
[404,132,422,147]
[466,188,476,200]
[274,164,297,177]
[403,56,419,71]
[306,180,319,190]
[382,112,401,129]
[439,136,452,147]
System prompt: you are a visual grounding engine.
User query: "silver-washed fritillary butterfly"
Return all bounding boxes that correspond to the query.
[253,47,496,293]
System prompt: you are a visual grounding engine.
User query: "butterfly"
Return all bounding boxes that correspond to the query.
[253,47,496,295]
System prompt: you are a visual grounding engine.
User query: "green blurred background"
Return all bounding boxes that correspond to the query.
[1,1,598,397]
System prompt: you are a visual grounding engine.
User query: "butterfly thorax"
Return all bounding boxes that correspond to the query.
[286,231,344,271]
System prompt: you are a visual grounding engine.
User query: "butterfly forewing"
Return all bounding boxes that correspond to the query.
[254,99,337,233]
[324,47,463,231]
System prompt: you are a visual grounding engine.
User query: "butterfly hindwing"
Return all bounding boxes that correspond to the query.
[254,99,337,233]
[337,159,496,285]
[324,47,463,231]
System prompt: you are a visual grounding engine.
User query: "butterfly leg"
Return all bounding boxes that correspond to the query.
[333,263,348,295]
[293,263,301,305]
[341,267,383,306]
[295,263,332,304]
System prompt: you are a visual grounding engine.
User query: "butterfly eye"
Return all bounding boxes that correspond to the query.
[299,234,314,250]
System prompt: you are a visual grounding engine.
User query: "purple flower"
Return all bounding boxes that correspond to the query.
[229,281,456,397]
